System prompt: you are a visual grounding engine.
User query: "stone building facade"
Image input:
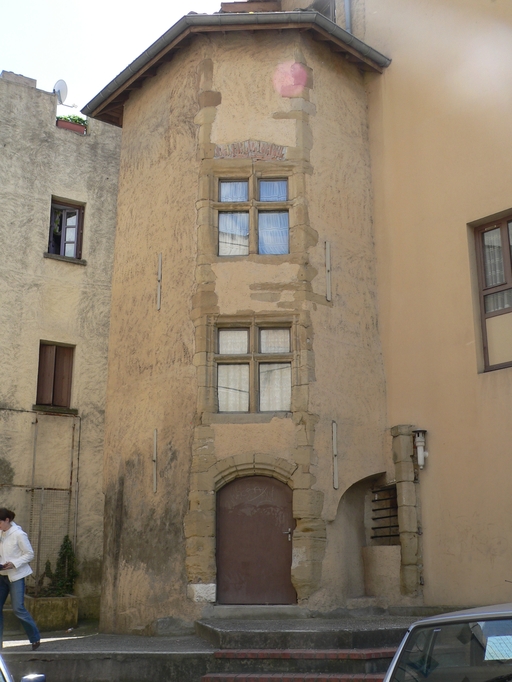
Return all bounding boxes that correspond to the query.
[84,0,512,633]
[0,71,121,618]
[85,8,404,634]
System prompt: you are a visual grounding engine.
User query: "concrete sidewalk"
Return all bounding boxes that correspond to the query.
[2,615,417,653]
[0,617,418,682]
[3,622,215,654]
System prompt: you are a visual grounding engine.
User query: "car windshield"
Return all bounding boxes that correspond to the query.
[389,618,512,682]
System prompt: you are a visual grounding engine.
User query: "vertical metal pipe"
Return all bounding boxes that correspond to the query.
[153,429,158,493]
[67,421,76,536]
[34,488,45,596]
[73,417,82,551]
[325,241,332,302]
[157,253,162,311]
[31,417,38,488]
[344,0,352,33]
[332,420,339,489]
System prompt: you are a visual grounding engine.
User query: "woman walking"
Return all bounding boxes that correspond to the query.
[0,508,40,650]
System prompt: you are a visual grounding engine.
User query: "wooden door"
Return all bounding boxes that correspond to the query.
[216,476,297,604]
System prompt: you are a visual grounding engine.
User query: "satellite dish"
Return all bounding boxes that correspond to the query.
[53,79,68,105]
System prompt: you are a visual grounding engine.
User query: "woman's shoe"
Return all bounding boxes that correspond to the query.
[31,641,40,651]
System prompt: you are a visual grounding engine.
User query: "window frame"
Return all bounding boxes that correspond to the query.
[48,200,85,260]
[35,342,74,410]
[475,216,512,371]
[214,175,291,257]
[215,322,293,413]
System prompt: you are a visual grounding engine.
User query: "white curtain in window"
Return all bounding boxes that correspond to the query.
[260,180,287,202]
[259,363,291,411]
[483,228,505,287]
[260,329,290,353]
[485,289,512,313]
[219,212,250,256]
[219,329,249,354]
[258,212,289,255]
[220,181,248,202]
[218,364,249,411]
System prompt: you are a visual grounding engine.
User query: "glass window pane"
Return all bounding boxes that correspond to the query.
[64,243,76,257]
[508,221,512,263]
[66,211,77,227]
[218,364,249,412]
[259,363,291,411]
[220,181,248,202]
[483,228,505,287]
[388,619,512,682]
[260,329,290,353]
[258,212,289,255]
[66,227,76,242]
[484,288,512,313]
[259,180,287,202]
[52,209,63,233]
[219,212,249,256]
[219,329,249,354]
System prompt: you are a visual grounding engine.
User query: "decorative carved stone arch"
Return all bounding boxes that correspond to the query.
[211,453,297,491]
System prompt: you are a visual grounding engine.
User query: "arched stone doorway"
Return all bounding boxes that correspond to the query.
[216,475,297,604]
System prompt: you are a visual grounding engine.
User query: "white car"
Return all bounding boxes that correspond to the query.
[0,657,45,682]
[384,603,512,682]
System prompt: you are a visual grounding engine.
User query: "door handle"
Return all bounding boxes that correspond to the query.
[283,528,292,541]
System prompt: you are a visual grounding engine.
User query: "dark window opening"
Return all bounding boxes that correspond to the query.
[48,201,84,259]
[370,485,400,545]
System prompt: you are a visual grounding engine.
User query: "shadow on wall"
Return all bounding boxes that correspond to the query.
[317,474,403,608]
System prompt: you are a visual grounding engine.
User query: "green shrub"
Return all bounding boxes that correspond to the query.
[42,535,78,597]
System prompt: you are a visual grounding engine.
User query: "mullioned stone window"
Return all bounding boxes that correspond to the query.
[216,177,290,256]
[216,323,293,413]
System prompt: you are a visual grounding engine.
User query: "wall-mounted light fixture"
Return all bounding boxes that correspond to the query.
[412,428,428,469]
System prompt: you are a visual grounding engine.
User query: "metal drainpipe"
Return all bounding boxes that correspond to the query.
[344,0,352,33]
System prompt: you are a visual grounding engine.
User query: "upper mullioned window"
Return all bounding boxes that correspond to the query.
[216,177,290,256]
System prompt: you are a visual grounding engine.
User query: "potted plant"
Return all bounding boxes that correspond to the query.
[56,115,87,135]
[26,535,79,631]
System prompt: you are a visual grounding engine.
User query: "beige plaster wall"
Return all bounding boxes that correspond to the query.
[365,0,512,606]
[101,45,201,632]
[0,74,121,616]
[303,36,388,509]
[211,32,296,148]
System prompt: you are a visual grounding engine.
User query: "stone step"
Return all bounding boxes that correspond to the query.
[212,647,395,675]
[202,674,386,681]
[214,648,396,660]
[195,619,409,650]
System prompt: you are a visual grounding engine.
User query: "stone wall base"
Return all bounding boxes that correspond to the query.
[25,595,78,632]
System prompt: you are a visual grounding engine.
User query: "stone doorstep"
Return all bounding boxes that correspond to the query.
[214,649,396,660]
[202,675,386,681]
[195,620,409,650]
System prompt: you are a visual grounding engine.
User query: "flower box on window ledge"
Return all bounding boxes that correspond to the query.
[56,118,87,135]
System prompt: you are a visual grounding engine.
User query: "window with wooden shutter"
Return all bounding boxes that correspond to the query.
[48,201,84,260]
[36,343,74,409]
